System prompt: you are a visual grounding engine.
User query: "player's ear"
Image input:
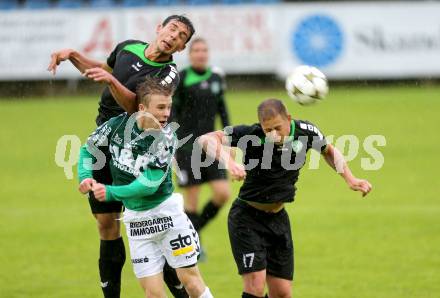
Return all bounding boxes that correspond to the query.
[287,114,292,122]
[177,44,186,52]
[156,24,162,34]
[138,103,146,112]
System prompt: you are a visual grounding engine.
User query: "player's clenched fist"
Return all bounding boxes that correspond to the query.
[47,49,73,75]
[348,178,372,197]
[228,161,246,181]
[78,178,96,194]
[91,182,107,202]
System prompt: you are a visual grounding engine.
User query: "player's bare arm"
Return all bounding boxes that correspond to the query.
[198,131,246,181]
[322,143,372,197]
[47,48,105,75]
[83,68,137,113]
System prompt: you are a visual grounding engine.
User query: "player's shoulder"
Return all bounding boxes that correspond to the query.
[232,123,264,136]
[106,112,129,128]
[116,39,146,50]
[211,66,225,78]
[294,119,325,138]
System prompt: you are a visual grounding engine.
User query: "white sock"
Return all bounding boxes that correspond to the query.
[199,287,213,298]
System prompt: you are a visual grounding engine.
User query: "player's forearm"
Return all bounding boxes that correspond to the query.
[108,77,137,114]
[323,144,356,183]
[105,168,164,202]
[77,145,94,182]
[69,50,104,73]
[198,133,233,168]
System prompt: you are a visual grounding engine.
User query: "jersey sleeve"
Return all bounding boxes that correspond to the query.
[296,120,328,152]
[105,167,163,202]
[156,64,180,91]
[106,39,141,69]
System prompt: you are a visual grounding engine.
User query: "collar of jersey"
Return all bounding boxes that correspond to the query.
[260,120,296,144]
[184,67,212,87]
[123,43,174,67]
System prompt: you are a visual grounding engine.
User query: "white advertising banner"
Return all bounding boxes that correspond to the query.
[277,2,440,79]
[0,2,439,80]
[0,10,122,80]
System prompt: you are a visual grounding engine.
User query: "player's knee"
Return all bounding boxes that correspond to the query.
[243,274,266,296]
[96,215,120,238]
[144,288,165,298]
[177,268,205,296]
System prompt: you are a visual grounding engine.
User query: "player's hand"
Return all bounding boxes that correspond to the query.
[47,49,73,75]
[78,178,96,194]
[91,182,107,202]
[348,178,372,197]
[228,161,246,181]
[84,67,113,84]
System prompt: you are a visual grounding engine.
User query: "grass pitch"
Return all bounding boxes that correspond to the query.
[0,85,439,297]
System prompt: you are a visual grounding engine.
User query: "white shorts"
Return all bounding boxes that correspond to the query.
[122,193,200,278]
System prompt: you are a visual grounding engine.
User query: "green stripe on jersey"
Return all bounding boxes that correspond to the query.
[184,67,212,87]
[123,43,174,67]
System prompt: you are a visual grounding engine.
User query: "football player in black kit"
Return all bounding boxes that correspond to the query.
[199,99,372,298]
[48,15,195,298]
[172,38,231,242]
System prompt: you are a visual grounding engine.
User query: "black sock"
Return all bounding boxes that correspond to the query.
[198,200,220,230]
[186,211,201,231]
[163,261,189,298]
[242,292,265,298]
[99,238,126,298]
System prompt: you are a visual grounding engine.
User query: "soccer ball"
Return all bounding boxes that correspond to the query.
[285,65,329,105]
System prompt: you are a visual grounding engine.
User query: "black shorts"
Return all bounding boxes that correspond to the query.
[176,149,227,187]
[228,199,294,280]
[89,162,123,214]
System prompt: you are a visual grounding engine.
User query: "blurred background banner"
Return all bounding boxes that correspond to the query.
[1,1,439,80]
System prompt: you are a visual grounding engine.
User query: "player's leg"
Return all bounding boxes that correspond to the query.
[266,275,292,298]
[138,272,167,298]
[176,265,212,297]
[177,150,203,230]
[228,199,268,297]
[163,194,212,297]
[198,177,230,231]
[183,185,202,230]
[242,271,267,297]
[89,170,125,298]
[265,209,294,298]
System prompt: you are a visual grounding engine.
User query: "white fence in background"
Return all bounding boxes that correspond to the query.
[0,2,439,80]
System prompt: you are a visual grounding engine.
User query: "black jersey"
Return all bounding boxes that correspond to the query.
[172,66,230,152]
[229,120,328,204]
[96,40,179,125]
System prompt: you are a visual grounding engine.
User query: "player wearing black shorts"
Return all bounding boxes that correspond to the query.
[199,99,372,298]
[48,15,195,298]
[172,38,231,238]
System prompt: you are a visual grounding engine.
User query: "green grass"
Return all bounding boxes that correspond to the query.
[0,85,439,297]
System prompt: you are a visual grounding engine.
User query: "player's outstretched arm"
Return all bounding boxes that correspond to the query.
[90,168,164,202]
[83,68,137,113]
[198,131,246,181]
[47,49,105,75]
[322,144,372,197]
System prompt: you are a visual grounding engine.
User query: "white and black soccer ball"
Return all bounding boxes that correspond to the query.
[285,65,329,105]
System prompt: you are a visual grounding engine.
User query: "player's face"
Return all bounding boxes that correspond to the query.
[260,114,292,145]
[156,20,190,55]
[189,41,209,70]
[139,95,172,129]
